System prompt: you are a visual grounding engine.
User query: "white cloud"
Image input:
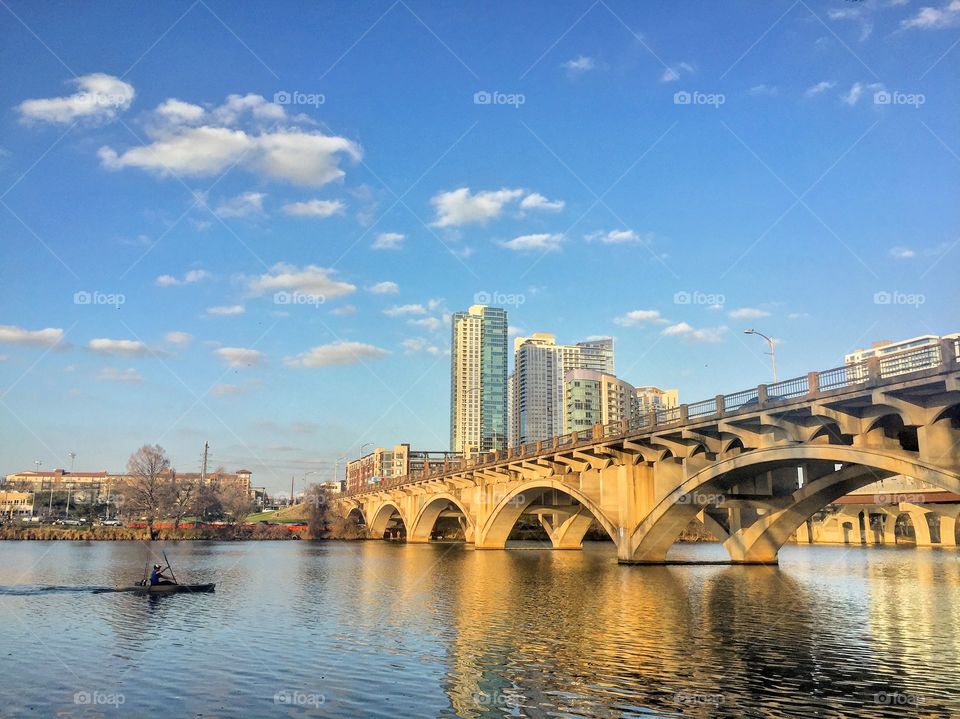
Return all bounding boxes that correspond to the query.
[156,98,204,123]
[613,310,667,327]
[99,94,361,186]
[384,303,427,317]
[372,232,405,250]
[889,246,916,259]
[430,187,524,227]
[206,304,245,316]
[0,325,64,347]
[98,367,142,384]
[841,82,883,106]
[508,325,526,337]
[214,347,264,368]
[330,305,357,316]
[408,317,444,332]
[520,192,565,211]
[660,62,693,82]
[156,269,212,286]
[728,307,771,320]
[902,1,960,29]
[284,341,389,368]
[787,312,811,320]
[18,73,135,124]
[216,191,266,218]
[246,263,355,299]
[661,323,727,343]
[585,229,648,244]
[164,331,193,346]
[500,233,563,252]
[367,281,399,295]
[281,199,345,218]
[88,338,150,357]
[562,55,596,74]
[804,81,836,98]
[402,338,443,355]
[748,84,778,97]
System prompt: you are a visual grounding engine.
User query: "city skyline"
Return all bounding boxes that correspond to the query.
[1,1,957,492]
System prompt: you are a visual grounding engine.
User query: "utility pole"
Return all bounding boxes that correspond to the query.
[289,476,295,506]
[200,441,209,484]
[68,452,76,472]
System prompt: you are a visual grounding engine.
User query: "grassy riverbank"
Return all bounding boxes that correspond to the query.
[0,524,303,541]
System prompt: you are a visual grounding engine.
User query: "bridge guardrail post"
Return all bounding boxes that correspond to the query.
[807,371,819,397]
[571,431,579,446]
[866,356,882,386]
[593,423,604,440]
[940,337,956,366]
[757,385,768,407]
[647,411,658,430]
[679,404,689,422]
[715,395,725,418]
[620,419,628,435]
[537,440,544,453]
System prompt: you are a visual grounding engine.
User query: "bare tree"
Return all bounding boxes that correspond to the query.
[304,484,331,538]
[166,474,197,531]
[219,482,254,525]
[121,444,171,539]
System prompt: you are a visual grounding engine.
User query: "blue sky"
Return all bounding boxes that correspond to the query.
[1,0,957,491]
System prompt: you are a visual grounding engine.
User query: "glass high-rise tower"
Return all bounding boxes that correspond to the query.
[450,305,508,455]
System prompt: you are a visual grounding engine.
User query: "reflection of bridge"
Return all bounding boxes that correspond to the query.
[338,339,960,564]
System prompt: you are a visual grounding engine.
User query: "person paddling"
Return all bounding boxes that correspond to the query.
[149,563,175,586]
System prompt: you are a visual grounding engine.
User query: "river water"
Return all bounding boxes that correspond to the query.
[0,540,957,718]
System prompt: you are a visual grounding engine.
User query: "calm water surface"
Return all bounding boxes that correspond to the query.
[0,541,958,718]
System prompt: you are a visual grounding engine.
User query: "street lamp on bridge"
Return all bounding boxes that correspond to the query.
[744,328,778,384]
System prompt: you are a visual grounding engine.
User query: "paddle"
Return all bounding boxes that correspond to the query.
[162,550,178,585]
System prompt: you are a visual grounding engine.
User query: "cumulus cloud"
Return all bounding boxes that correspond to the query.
[281,199,345,218]
[0,325,64,347]
[156,98,204,123]
[902,1,960,29]
[384,303,427,317]
[841,82,883,106]
[284,341,389,367]
[246,263,355,299]
[728,307,771,320]
[372,232,405,250]
[164,331,193,346]
[214,347,264,368]
[430,187,524,227]
[613,310,668,327]
[408,317,445,332]
[661,322,727,343]
[804,81,836,98]
[500,233,563,252]
[889,246,916,259]
[98,367,142,384]
[367,281,399,294]
[330,305,357,316]
[156,269,212,286]
[205,305,245,316]
[660,62,693,82]
[216,191,266,218]
[562,55,596,74]
[519,192,565,211]
[585,229,649,244]
[18,73,134,124]
[98,93,361,186]
[88,338,150,357]
[402,338,443,355]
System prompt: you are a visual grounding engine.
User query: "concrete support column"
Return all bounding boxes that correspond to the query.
[938,515,958,547]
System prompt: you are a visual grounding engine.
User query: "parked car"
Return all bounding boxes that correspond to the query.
[98,518,122,526]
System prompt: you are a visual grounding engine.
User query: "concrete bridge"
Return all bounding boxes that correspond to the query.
[337,338,960,564]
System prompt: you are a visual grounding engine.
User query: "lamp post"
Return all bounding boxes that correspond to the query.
[744,328,777,384]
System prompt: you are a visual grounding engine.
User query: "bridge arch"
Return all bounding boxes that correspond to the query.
[628,445,960,564]
[407,493,473,543]
[368,501,409,539]
[477,478,618,550]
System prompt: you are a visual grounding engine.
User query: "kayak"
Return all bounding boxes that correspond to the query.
[106,583,216,594]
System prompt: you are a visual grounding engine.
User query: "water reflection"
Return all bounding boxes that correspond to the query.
[0,541,958,718]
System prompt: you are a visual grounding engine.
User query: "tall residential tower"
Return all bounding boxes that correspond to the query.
[450,305,508,455]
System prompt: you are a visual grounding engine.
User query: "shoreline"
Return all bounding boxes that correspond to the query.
[0,525,305,541]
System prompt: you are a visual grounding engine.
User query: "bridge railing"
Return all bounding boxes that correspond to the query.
[341,337,958,498]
